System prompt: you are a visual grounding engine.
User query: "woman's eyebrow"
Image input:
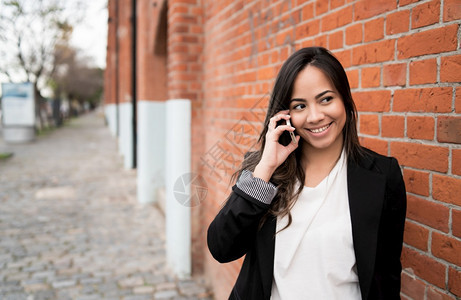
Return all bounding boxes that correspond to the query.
[290,90,335,103]
[315,90,334,99]
[289,98,306,103]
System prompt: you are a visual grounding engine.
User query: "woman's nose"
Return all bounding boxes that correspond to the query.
[306,105,324,123]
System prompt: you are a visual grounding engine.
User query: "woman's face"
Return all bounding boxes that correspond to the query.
[288,65,346,153]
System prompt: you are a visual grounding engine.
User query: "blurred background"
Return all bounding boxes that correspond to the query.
[0,0,106,130]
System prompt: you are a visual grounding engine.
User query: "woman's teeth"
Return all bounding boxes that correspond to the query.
[309,124,330,133]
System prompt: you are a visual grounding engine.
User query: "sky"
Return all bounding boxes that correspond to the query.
[71,0,108,69]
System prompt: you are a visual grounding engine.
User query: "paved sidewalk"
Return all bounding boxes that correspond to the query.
[0,111,212,300]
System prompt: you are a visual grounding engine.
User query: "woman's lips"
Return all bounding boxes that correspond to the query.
[307,122,332,133]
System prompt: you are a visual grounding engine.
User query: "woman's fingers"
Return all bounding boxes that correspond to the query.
[273,124,295,135]
[285,135,301,149]
[267,124,295,141]
[268,111,291,131]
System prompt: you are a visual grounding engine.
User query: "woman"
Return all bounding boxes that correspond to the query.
[207,47,407,300]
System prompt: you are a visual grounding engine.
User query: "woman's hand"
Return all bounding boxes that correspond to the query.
[253,110,300,182]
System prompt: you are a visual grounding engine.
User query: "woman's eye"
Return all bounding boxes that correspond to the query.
[321,96,333,103]
[292,103,305,110]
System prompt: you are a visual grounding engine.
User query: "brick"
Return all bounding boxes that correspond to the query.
[352,39,395,65]
[427,287,457,300]
[457,87,461,113]
[386,10,410,35]
[333,49,351,68]
[315,0,329,16]
[170,4,189,14]
[444,0,461,22]
[401,272,426,299]
[346,69,359,89]
[403,221,429,251]
[345,23,362,45]
[302,3,314,19]
[330,0,345,9]
[391,141,449,173]
[441,54,461,83]
[449,267,461,297]
[407,116,435,140]
[402,293,412,299]
[382,115,404,138]
[354,0,396,21]
[315,35,328,48]
[401,247,446,289]
[361,67,381,88]
[359,114,379,135]
[403,168,430,197]
[358,137,388,155]
[321,6,353,32]
[383,63,406,87]
[397,24,458,59]
[412,0,440,29]
[257,66,275,80]
[406,194,449,232]
[409,58,437,85]
[453,149,461,176]
[364,17,384,42]
[432,174,461,206]
[353,90,390,112]
[171,0,198,5]
[437,116,461,144]
[400,0,419,6]
[432,232,461,266]
[328,30,343,50]
[393,88,452,113]
[296,19,320,38]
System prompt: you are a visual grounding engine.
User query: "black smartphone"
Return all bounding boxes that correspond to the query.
[277,118,297,146]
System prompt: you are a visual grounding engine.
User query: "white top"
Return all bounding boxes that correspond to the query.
[271,150,361,300]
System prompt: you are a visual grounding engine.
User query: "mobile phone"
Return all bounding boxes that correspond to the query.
[286,119,297,144]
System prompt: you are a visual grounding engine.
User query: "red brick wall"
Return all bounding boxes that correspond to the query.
[194,1,461,299]
[105,0,133,105]
[119,0,133,104]
[105,0,461,299]
[137,0,168,101]
[105,0,117,105]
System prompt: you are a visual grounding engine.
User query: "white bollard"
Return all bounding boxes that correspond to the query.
[104,103,118,137]
[137,101,166,204]
[165,99,191,278]
[119,102,133,169]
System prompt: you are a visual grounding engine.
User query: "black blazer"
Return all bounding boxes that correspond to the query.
[207,148,407,300]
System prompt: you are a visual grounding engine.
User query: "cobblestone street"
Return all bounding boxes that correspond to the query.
[0,111,212,300]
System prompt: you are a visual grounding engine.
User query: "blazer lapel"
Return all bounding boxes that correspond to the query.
[347,156,386,300]
[257,215,276,300]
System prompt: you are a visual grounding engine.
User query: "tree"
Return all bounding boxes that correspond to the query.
[50,44,103,111]
[0,0,86,128]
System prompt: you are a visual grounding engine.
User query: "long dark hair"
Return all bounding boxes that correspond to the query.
[234,47,364,228]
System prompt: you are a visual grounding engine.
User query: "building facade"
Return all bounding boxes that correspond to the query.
[105,0,461,298]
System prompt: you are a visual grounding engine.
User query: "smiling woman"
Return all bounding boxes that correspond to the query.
[207,47,407,300]
[289,66,347,183]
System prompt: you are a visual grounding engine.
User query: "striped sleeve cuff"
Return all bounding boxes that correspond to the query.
[235,170,278,205]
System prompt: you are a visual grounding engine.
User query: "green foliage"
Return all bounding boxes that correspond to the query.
[0,152,13,160]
